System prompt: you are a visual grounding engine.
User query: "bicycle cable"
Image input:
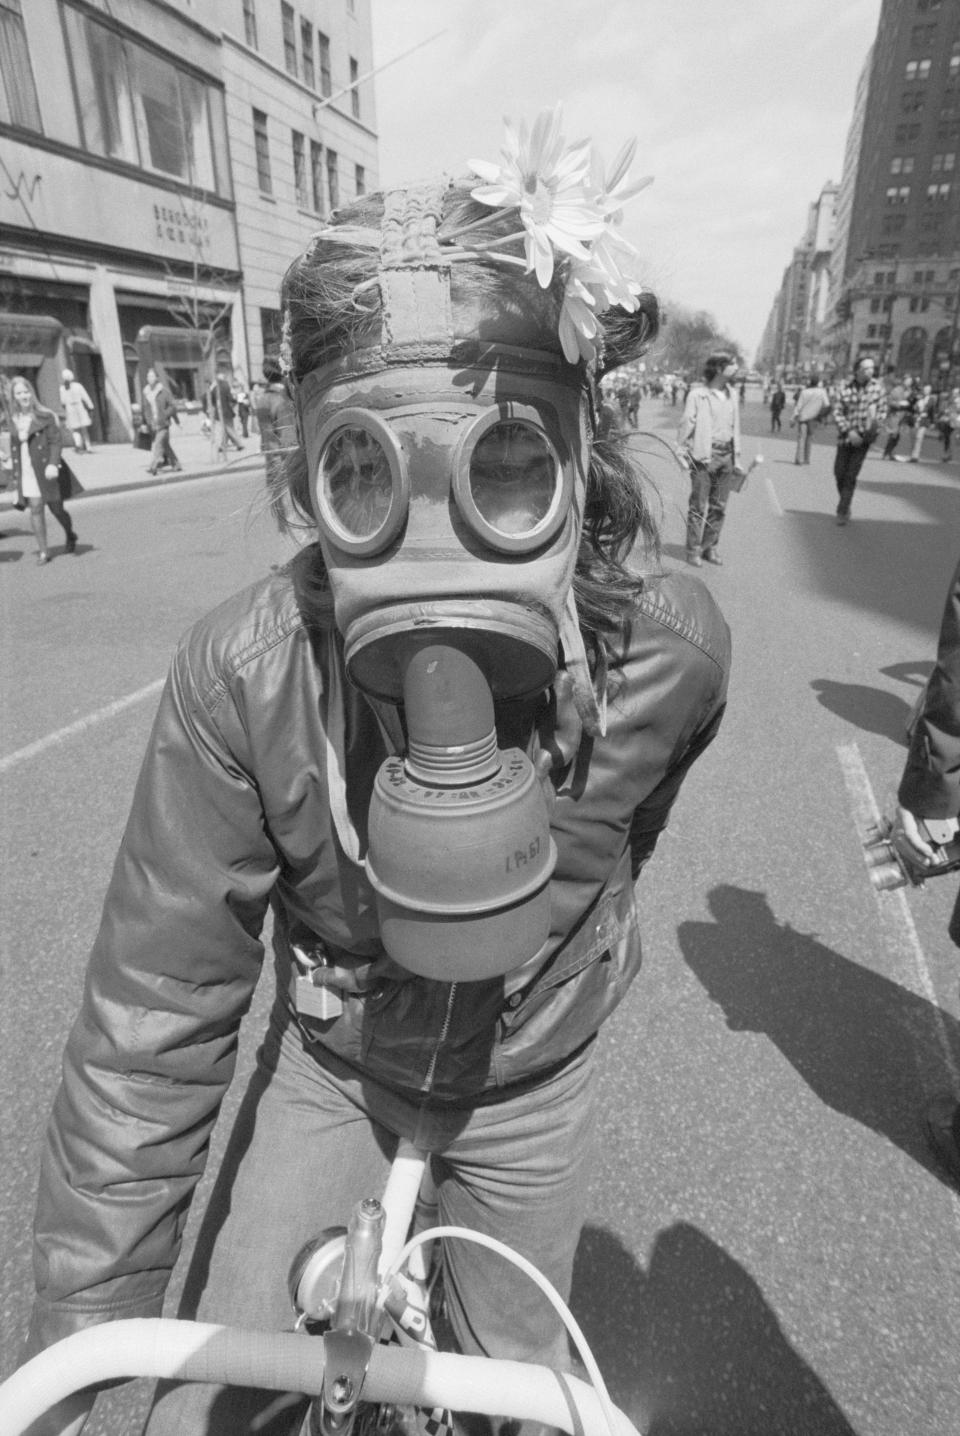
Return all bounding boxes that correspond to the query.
[382,1225,621,1436]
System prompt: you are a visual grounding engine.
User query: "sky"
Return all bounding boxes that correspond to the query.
[369,0,883,362]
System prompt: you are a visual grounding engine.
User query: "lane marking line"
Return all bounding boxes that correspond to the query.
[0,678,164,776]
[836,740,960,1090]
[764,473,784,516]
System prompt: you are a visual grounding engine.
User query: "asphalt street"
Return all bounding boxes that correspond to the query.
[1,401,959,1434]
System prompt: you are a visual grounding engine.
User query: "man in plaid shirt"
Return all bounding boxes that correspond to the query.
[832,355,888,525]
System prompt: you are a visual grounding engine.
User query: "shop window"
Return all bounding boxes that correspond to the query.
[62,5,229,196]
[292,129,307,207]
[355,163,365,197]
[281,3,297,76]
[326,147,339,209]
[253,108,272,194]
[301,19,315,88]
[242,0,258,49]
[318,31,332,97]
[310,139,324,213]
[0,0,42,131]
[349,57,360,118]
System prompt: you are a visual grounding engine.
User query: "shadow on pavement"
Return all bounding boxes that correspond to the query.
[572,1222,857,1434]
[781,505,959,636]
[809,677,913,744]
[677,885,960,1190]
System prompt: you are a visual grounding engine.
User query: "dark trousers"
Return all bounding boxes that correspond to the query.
[686,445,735,555]
[833,440,872,514]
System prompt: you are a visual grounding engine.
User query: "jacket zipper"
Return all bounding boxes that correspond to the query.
[420,983,458,1096]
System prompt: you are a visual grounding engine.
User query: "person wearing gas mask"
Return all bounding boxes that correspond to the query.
[19,111,730,1436]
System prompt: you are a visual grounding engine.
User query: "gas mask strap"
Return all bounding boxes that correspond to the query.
[559,588,607,739]
[324,644,364,866]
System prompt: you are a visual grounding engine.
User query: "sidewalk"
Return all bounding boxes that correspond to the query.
[2,412,265,506]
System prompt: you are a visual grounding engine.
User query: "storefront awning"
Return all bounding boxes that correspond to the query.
[0,313,63,365]
[136,325,207,365]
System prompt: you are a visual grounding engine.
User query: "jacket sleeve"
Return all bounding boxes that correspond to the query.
[27,639,280,1351]
[677,390,698,450]
[898,557,960,819]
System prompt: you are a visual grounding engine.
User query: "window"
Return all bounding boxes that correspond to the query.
[310,139,324,212]
[932,151,956,170]
[886,185,911,204]
[349,56,360,117]
[355,162,365,196]
[951,40,960,77]
[281,2,297,76]
[318,31,332,96]
[253,108,272,193]
[912,23,936,44]
[261,307,282,354]
[870,297,881,313]
[326,146,339,209]
[926,181,951,201]
[905,58,932,80]
[0,0,42,130]
[867,325,877,338]
[890,156,915,173]
[242,0,258,48]
[902,91,926,113]
[292,129,307,206]
[895,122,922,142]
[62,5,230,194]
[298,19,315,87]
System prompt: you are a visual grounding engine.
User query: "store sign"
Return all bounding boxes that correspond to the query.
[1,139,239,271]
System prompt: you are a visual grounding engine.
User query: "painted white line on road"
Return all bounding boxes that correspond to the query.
[836,740,960,1091]
[0,679,164,776]
[764,473,783,516]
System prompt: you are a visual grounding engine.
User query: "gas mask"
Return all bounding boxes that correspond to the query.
[292,179,613,982]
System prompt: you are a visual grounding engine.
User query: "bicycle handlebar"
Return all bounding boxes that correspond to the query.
[0,1319,641,1436]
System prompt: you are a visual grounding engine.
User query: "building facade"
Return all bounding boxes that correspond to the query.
[0,0,378,441]
[825,0,960,379]
[756,182,837,376]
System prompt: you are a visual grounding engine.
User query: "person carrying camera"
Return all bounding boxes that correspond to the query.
[896,554,960,1185]
[831,355,887,525]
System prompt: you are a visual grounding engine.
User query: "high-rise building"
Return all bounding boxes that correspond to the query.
[756,182,837,374]
[0,0,378,440]
[826,0,960,379]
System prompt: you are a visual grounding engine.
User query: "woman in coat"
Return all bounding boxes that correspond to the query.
[8,375,78,564]
[59,368,95,452]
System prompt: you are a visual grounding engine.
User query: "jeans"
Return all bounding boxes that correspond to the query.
[142,1008,598,1435]
[686,445,735,555]
[794,421,813,464]
[149,427,180,472]
[833,439,872,514]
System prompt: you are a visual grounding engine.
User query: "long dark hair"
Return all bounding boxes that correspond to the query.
[276,181,663,654]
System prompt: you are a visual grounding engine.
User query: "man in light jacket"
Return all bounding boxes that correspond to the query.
[791,373,829,465]
[677,352,744,567]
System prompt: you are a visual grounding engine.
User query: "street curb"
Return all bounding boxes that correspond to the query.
[2,455,266,507]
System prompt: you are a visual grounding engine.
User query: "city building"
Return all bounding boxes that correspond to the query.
[824,0,960,379]
[0,0,378,441]
[756,182,837,376]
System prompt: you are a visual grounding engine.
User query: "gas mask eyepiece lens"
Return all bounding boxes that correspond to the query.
[454,409,571,554]
[314,408,409,555]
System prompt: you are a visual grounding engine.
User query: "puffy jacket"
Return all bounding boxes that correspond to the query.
[29,558,730,1347]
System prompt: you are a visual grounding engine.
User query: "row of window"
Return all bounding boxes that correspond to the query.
[252,108,365,212]
[244,0,361,121]
[885,182,953,202]
[900,90,960,116]
[890,151,955,173]
[895,119,960,142]
[904,42,960,82]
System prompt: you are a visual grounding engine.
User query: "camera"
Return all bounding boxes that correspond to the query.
[863,814,960,891]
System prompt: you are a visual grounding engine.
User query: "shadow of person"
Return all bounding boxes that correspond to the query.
[678,885,960,1188]
[809,677,913,744]
[879,659,934,691]
[571,1222,857,1434]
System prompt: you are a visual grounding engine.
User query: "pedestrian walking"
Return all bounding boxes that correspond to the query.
[14,132,731,1436]
[678,351,744,566]
[894,553,960,1186]
[58,369,95,452]
[252,354,297,527]
[6,375,78,563]
[141,368,182,475]
[769,382,786,432]
[790,372,829,465]
[236,382,251,438]
[909,384,938,463]
[937,387,960,460]
[831,355,887,525]
[881,376,908,459]
[208,367,245,459]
